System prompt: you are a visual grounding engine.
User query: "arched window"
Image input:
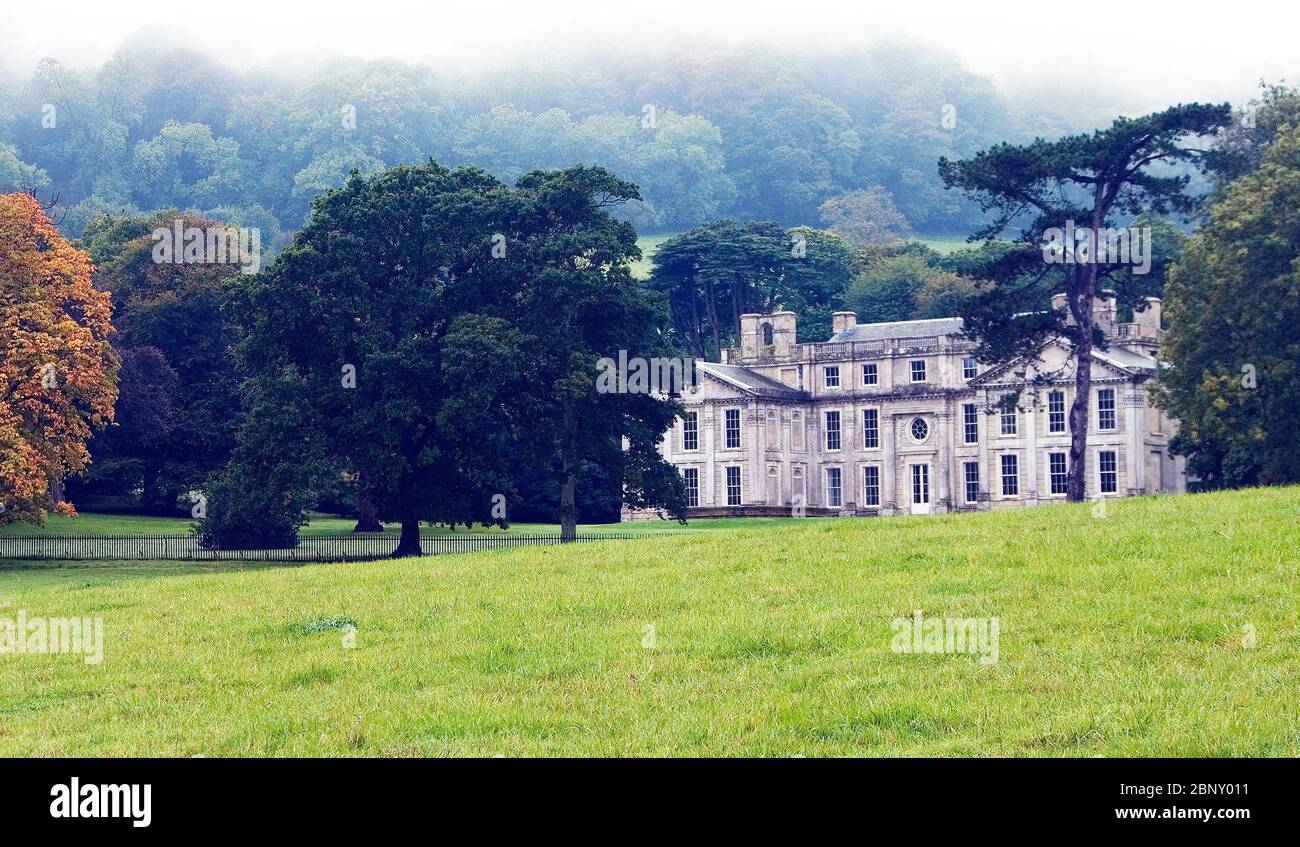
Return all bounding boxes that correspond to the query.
[761,322,774,346]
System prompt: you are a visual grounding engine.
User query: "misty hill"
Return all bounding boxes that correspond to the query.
[0,39,1106,244]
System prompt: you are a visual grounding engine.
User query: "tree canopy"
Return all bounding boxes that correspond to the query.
[649,220,855,359]
[205,161,683,553]
[0,39,1104,243]
[68,211,244,513]
[939,103,1233,500]
[0,193,118,524]
[1155,123,1300,487]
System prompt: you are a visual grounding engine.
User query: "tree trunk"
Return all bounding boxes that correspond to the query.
[559,401,579,542]
[353,466,382,533]
[689,291,706,360]
[1067,314,1093,502]
[1065,222,1100,503]
[140,469,178,515]
[703,277,722,361]
[392,517,422,558]
[559,471,578,543]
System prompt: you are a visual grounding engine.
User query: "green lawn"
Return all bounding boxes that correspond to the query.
[0,510,776,537]
[0,511,355,537]
[630,232,983,275]
[0,486,1296,756]
[910,235,972,255]
[630,233,674,279]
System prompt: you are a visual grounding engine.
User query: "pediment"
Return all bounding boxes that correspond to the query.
[969,337,1137,387]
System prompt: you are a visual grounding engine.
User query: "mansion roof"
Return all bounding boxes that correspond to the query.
[827,317,964,344]
[699,312,1160,400]
[696,362,808,400]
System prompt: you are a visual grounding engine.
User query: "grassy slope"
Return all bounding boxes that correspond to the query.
[630,233,673,280]
[0,487,1296,756]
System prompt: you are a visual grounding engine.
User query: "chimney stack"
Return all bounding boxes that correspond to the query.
[739,313,761,359]
[1051,292,1072,325]
[1134,297,1162,338]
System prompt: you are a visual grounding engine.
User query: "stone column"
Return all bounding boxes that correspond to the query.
[1025,389,1039,505]
[977,391,991,510]
[937,408,954,513]
[882,412,898,515]
[842,402,856,509]
[782,408,792,508]
[1127,384,1145,494]
[703,404,716,506]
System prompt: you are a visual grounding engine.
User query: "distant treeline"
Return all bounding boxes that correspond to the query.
[0,39,1103,243]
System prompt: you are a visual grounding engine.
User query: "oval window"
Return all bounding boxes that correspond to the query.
[910,417,929,442]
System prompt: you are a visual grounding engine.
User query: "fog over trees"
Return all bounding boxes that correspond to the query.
[0,38,1119,244]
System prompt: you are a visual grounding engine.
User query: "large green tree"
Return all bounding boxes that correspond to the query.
[216,162,525,555]
[818,186,913,246]
[509,167,686,539]
[939,103,1232,500]
[1154,124,1300,487]
[78,211,244,513]
[212,161,683,554]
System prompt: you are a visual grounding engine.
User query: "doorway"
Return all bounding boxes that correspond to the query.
[910,463,931,514]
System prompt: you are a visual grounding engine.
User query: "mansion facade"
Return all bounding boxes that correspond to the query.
[626,296,1185,519]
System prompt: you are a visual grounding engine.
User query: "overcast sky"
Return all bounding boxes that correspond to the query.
[3,0,1296,109]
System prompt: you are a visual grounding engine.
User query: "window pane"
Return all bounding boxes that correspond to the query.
[1049,452,1068,494]
[863,408,879,448]
[1099,450,1118,493]
[863,466,880,506]
[1098,389,1116,430]
[1001,454,1019,496]
[826,467,842,507]
[1000,397,1018,435]
[725,408,741,449]
[1048,390,1066,434]
[726,466,742,505]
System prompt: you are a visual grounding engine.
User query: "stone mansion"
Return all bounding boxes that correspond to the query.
[627,296,1185,519]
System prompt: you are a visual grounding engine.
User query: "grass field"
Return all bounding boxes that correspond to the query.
[0,486,1296,756]
[630,233,674,279]
[0,510,776,537]
[628,232,979,279]
[911,235,974,255]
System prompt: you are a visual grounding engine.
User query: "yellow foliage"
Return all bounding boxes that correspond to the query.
[0,193,118,524]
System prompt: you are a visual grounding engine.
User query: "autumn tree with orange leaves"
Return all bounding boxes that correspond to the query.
[0,193,118,524]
